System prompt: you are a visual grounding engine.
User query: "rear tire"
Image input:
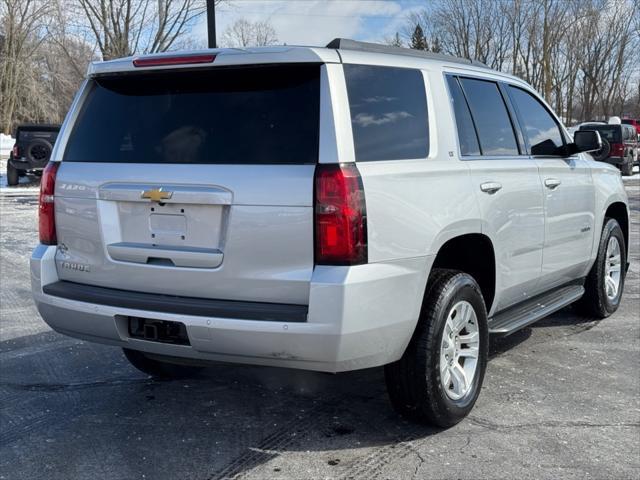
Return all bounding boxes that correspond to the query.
[621,159,633,176]
[384,268,489,427]
[574,218,626,318]
[6,162,19,186]
[123,348,204,379]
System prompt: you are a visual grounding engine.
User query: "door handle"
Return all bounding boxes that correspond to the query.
[480,182,502,194]
[544,178,561,189]
[107,242,223,268]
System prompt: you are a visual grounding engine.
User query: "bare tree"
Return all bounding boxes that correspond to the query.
[398,0,639,123]
[383,32,403,47]
[41,11,95,123]
[576,0,637,120]
[253,20,277,47]
[73,0,224,60]
[0,0,51,132]
[409,0,512,70]
[221,18,277,48]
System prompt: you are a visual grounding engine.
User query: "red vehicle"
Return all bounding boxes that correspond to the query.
[622,118,640,136]
[579,123,637,175]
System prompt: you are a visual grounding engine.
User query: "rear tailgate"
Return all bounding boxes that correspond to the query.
[53,63,322,305]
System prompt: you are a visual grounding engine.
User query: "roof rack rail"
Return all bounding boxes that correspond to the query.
[325,38,488,68]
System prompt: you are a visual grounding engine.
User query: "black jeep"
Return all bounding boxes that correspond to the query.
[7,124,60,186]
[579,123,636,176]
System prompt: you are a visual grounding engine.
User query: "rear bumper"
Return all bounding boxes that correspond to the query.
[31,245,431,372]
[8,157,45,171]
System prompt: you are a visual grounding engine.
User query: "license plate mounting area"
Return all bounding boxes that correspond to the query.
[128,317,190,345]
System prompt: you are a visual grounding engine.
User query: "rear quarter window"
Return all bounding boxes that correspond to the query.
[446,76,480,156]
[63,64,320,164]
[344,65,429,161]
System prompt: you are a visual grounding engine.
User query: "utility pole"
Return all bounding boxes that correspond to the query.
[207,0,216,48]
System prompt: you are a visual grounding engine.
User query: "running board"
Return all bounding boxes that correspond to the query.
[488,285,585,337]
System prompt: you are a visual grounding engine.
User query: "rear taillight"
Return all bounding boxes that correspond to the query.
[314,163,367,265]
[12,144,19,158]
[610,143,624,157]
[39,161,60,245]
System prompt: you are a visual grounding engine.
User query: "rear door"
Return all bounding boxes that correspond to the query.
[447,75,545,311]
[506,85,595,289]
[54,63,325,305]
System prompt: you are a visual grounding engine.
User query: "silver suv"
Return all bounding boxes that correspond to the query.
[31,39,630,427]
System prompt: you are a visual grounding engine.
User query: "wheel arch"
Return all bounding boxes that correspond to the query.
[430,233,496,314]
[604,202,629,253]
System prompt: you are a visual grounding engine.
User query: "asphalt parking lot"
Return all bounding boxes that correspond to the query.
[1,170,638,480]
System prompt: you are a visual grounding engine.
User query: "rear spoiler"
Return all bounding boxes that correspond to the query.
[87,47,340,77]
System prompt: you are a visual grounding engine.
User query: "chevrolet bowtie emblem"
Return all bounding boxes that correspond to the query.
[141,188,173,202]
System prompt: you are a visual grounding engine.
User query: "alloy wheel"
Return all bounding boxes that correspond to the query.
[440,300,480,400]
[604,236,622,301]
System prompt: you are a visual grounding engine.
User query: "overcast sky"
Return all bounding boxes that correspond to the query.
[192,0,425,47]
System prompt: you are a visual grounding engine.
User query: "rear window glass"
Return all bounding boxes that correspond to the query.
[17,129,59,146]
[64,64,320,164]
[344,65,429,161]
[579,125,621,143]
[459,78,519,156]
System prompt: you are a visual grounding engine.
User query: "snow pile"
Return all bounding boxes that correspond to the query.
[0,134,15,158]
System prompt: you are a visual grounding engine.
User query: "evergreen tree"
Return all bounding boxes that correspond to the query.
[410,24,428,50]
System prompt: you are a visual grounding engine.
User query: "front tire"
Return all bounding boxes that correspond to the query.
[574,218,626,318]
[385,269,489,427]
[123,348,204,379]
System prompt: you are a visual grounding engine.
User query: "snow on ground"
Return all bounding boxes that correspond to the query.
[0,157,41,194]
[0,134,14,157]
[623,164,640,182]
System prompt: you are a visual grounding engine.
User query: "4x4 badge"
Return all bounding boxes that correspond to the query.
[141,188,173,202]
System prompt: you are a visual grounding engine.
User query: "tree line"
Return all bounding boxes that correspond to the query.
[390,0,640,123]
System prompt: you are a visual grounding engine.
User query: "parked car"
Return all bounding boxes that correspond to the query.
[579,123,636,175]
[622,119,640,167]
[7,124,60,186]
[31,39,629,427]
[621,118,640,137]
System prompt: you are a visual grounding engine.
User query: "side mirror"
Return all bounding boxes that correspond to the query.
[572,130,602,153]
